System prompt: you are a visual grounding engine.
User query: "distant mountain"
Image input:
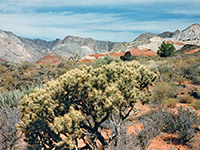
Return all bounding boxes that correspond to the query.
[0,30,44,63]
[173,23,200,41]
[113,23,200,52]
[49,35,120,57]
[0,23,200,63]
[133,33,157,42]
[0,31,121,63]
[158,30,180,38]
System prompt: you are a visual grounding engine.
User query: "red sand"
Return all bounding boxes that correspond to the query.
[184,48,200,54]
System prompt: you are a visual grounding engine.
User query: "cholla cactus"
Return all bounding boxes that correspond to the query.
[17,61,158,149]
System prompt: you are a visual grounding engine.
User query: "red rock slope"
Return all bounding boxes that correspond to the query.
[184,48,200,54]
[80,47,157,62]
[36,54,63,64]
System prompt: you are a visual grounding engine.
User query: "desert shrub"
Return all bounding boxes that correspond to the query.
[138,111,164,149]
[151,82,177,105]
[157,42,175,57]
[96,54,121,66]
[162,107,198,145]
[178,94,193,104]
[191,76,200,85]
[162,98,177,108]
[17,61,158,149]
[180,64,199,80]
[0,104,21,150]
[0,86,37,108]
[18,62,36,73]
[57,62,65,68]
[191,100,200,110]
[1,74,17,86]
[120,51,135,61]
[68,53,81,62]
[106,124,140,150]
[107,110,164,150]
[0,64,7,73]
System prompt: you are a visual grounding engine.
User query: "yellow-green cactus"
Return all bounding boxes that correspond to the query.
[17,61,158,149]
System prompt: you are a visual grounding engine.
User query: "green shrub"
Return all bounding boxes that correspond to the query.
[157,42,175,57]
[120,51,134,61]
[191,100,200,110]
[0,86,37,108]
[17,61,158,149]
[96,54,120,66]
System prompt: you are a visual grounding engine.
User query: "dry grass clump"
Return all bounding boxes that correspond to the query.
[178,94,193,104]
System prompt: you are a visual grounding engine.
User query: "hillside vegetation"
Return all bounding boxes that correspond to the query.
[0,43,200,150]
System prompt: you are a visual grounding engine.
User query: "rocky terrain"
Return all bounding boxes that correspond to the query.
[0,23,200,63]
[113,23,200,52]
[0,31,120,63]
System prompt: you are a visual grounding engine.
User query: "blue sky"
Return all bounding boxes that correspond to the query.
[0,0,199,42]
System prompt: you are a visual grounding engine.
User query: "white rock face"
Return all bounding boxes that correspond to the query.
[173,23,200,41]
[80,55,96,61]
[138,37,164,52]
[138,36,185,52]
[0,30,34,63]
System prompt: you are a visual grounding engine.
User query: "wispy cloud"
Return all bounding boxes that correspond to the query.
[0,0,199,42]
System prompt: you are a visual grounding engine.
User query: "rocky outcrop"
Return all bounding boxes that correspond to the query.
[0,31,121,63]
[158,30,180,38]
[133,33,157,42]
[0,30,44,63]
[36,54,63,64]
[112,23,200,53]
[173,23,200,41]
[0,23,200,63]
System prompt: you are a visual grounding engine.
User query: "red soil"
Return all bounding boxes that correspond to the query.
[166,41,185,46]
[80,47,157,62]
[0,58,7,62]
[80,53,106,62]
[36,54,63,64]
[184,48,200,54]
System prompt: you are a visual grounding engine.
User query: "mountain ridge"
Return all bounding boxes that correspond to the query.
[0,23,200,63]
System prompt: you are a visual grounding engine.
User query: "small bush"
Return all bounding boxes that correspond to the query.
[107,110,164,150]
[162,98,177,108]
[178,95,193,104]
[191,76,200,85]
[0,104,21,150]
[138,111,164,149]
[191,100,200,110]
[151,82,177,105]
[162,107,198,145]
[96,54,120,66]
[0,64,7,73]
[120,51,134,61]
[0,86,36,107]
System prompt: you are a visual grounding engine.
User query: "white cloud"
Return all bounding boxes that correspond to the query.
[0,11,197,42]
[0,0,199,42]
[1,0,200,11]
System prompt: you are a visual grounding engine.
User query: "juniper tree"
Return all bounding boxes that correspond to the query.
[17,61,158,149]
[157,42,175,57]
